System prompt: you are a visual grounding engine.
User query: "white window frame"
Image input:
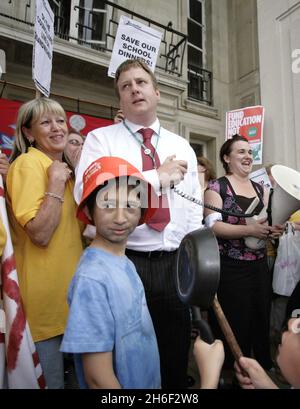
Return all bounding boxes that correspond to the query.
[187,0,206,69]
[69,0,110,46]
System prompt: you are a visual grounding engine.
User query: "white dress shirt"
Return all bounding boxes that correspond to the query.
[75,118,203,251]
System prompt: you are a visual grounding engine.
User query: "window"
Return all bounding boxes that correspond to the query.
[187,0,208,102]
[49,0,106,49]
[78,0,106,48]
[191,142,206,158]
[49,0,72,40]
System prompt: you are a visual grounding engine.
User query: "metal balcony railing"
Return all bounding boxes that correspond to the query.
[0,0,187,77]
[0,0,34,28]
[188,65,212,106]
[72,0,187,77]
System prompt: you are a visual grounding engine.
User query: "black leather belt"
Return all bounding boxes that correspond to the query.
[126,248,178,259]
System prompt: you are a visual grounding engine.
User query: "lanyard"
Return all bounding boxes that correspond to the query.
[123,121,161,168]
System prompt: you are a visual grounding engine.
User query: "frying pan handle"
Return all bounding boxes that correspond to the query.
[192,306,215,344]
[212,297,243,361]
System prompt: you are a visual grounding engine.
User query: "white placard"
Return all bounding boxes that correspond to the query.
[250,167,272,189]
[32,0,54,97]
[0,49,6,79]
[108,15,162,78]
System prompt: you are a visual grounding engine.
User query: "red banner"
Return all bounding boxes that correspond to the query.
[0,98,113,157]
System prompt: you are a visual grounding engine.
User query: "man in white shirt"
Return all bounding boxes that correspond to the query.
[75,59,203,388]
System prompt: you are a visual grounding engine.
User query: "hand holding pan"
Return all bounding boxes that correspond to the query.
[191,305,215,344]
[176,227,244,362]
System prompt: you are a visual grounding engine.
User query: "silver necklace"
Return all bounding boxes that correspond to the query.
[123,121,161,168]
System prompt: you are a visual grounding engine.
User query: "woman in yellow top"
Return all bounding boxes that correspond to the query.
[6,98,83,389]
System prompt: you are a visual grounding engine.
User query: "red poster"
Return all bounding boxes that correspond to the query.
[225,105,265,164]
[0,98,113,157]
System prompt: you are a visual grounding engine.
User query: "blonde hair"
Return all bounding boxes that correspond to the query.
[10,98,66,162]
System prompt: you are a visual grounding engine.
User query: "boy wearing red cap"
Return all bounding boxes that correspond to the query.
[61,157,160,389]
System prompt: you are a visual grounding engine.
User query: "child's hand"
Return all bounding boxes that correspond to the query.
[193,336,224,389]
[234,357,277,389]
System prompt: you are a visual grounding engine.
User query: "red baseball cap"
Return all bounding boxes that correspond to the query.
[77,156,157,225]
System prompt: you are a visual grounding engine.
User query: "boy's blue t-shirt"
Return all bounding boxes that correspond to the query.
[60,247,161,389]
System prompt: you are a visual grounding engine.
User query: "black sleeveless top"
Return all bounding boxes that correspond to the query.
[207,177,266,260]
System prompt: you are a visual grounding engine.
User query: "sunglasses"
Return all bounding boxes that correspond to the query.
[68,139,84,147]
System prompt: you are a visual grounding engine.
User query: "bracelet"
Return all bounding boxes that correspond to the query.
[45,192,64,203]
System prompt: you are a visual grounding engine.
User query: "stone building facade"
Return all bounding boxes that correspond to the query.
[0,0,298,174]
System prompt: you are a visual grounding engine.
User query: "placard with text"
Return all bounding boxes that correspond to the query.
[225,105,265,164]
[32,0,54,96]
[108,15,162,77]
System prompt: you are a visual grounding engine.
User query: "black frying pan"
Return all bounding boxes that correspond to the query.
[176,227,244,361]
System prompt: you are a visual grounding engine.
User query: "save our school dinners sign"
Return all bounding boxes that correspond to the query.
[108,15,162,78]
[225,105,265,165]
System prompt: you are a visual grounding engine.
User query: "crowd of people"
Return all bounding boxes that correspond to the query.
[0,58,299,390]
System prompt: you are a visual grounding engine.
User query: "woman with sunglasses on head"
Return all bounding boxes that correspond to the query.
[6,98,83,389]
